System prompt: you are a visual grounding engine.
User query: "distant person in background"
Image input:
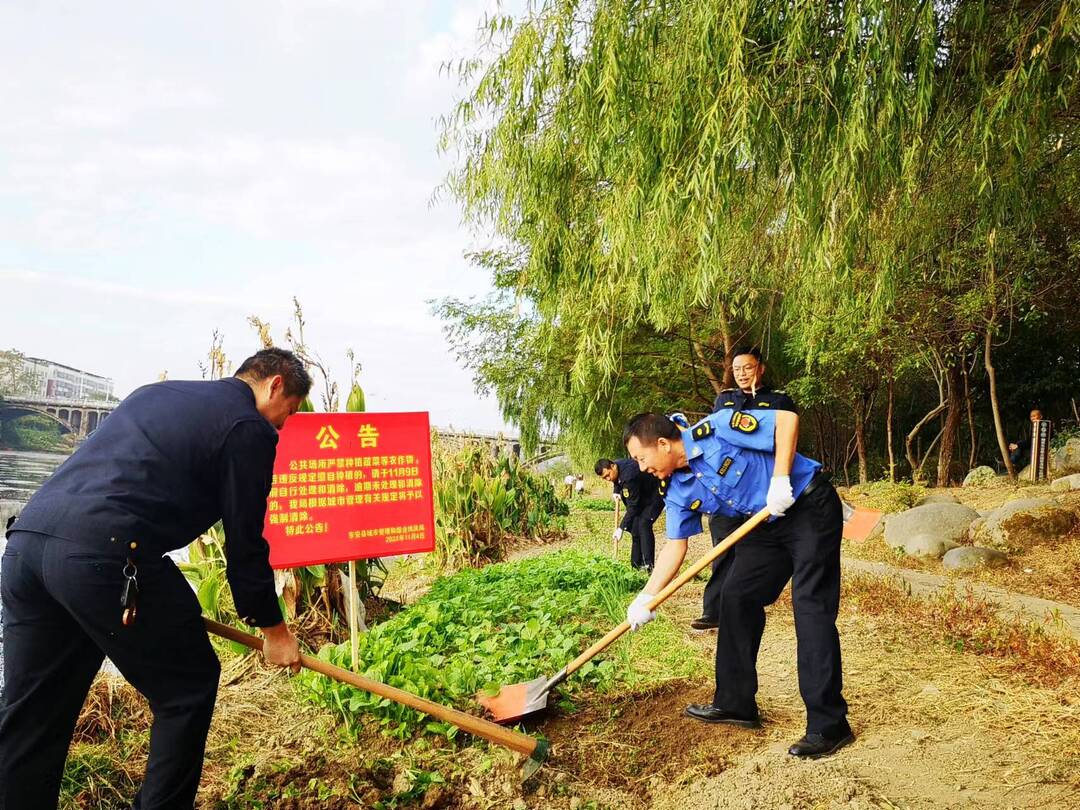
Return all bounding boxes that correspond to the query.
[595,457,664,571]
[1008,408,1045,470]
[563,472,576,498]
[574,474,586,498]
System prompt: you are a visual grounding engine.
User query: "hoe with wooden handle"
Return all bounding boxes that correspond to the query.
[477,506,771,724]
[204,618,550,777]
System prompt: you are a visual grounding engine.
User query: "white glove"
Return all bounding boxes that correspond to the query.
[612,528,624,542]
[627,591,656,631]
[766,475,795,517]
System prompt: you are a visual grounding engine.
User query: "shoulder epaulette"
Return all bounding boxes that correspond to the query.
[658,478,668,496]
[692,421,713,440]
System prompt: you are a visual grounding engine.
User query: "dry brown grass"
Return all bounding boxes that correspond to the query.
[843,573,1080,688]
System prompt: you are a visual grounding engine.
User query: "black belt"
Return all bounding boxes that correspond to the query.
[800,470,832,500]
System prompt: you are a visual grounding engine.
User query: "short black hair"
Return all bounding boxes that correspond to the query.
[731,346,763,363]
[594,458,616,475]
[622,412,681,447]
[235,348,312,398]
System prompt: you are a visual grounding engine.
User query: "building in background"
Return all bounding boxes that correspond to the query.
[19,356,115,402]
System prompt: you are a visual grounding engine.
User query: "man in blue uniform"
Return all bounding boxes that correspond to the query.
[622,409,853,759]
[694,346,799,630]
[594,457,663,571]
[1,348,311,809]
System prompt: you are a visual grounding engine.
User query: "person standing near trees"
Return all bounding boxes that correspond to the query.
[0,348,310,809]
[691,346,800,631]
[621,409,853,759]
[595,457,664,571]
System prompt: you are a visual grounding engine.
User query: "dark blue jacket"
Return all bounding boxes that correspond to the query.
[9,377,282,627]
[613,458,663,529]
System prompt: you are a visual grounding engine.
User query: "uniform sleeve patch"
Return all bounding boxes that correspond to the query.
[718,457,733,476]
[689,499,702,511]
[730,411,759,433]
[692,421,713,440]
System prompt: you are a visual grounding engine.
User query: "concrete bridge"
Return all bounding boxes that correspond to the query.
[0,395,118,438]
[433,428,558,464]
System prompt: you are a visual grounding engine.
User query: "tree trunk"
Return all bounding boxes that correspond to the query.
[963,366,977,470]
[853,395,869,485]
[716,307,736,388]
[936,360,964,487]
[886,378,896,483]
[985,327,1015,480]
[906,401,947,479]
[692,341,725,396]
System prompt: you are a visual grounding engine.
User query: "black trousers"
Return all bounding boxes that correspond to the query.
[626,512,658,569]
[700,513,748,619]
[712,486,850,738]
[0,532,220,810]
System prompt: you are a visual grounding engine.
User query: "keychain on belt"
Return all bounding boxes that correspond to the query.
[121,556,139,626]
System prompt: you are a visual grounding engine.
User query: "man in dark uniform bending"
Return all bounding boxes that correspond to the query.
[693,346,799,631]
[594,457,664,571]
[0,348,310,809]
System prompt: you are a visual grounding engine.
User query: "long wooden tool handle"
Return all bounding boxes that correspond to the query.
[562,507,771,678]
[204,618,540,758]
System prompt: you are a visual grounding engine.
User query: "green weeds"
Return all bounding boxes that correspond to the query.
[298,550,646,736]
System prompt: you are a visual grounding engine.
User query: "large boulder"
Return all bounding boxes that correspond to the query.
[884,502,981,558]
[974,497,1077,552]
[942,546,1008,571]
[962,466,997,487]
[1050,473,1080,493]
[1054,438,1080,472]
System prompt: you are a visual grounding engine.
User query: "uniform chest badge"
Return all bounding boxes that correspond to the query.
[718,457,733,476]
[689,499,702,511]
[730,411,759,433]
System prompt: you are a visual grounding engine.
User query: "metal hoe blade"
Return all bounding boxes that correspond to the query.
[476,676,553,724]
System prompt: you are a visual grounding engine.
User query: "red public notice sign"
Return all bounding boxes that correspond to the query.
[264,412,435,569]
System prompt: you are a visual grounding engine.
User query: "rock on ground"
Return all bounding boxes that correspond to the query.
[973,497,1077,552]
[1055,437,1080,472]
[1050,473,1080,492]
[884,502,981,558]
[917,493,961,505]
[962,466,997,487]
[942,546,1008,570]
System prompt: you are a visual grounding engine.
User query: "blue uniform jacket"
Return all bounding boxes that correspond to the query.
[613,458,663,530]
[9,377,283,627]
[663,408,821,540]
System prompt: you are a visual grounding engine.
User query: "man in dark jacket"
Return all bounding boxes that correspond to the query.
[595,457,664,570]
[0,348,310,810]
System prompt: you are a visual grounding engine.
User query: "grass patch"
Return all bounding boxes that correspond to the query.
[299,550,649,737]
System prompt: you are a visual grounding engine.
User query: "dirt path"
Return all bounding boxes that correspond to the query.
[531,572,1080,810]
[841,555,1080,640]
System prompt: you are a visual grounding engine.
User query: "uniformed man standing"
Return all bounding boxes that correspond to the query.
[594,457,663,571]
[0,348,310,809]
[622,409,853,758]
[693,346,798,631]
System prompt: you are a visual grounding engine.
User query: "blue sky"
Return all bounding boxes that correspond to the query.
[0,0,518,431]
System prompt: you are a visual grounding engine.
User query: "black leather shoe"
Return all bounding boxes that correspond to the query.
[683,704,761,728]
[690,615,719,630]
[787,731,855,759]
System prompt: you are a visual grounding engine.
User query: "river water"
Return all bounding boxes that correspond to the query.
[0,449,67,502]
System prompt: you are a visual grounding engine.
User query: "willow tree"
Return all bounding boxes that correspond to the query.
[442,0,1080,478]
